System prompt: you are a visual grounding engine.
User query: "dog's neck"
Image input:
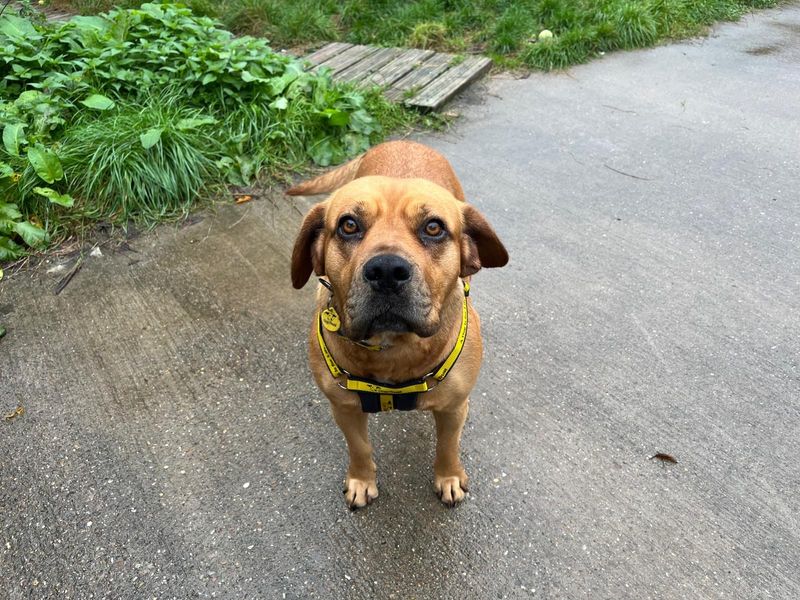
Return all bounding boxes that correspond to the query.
[319,284,466,384]
[358,331,401,350]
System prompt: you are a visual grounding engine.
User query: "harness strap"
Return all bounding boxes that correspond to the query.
[316,282,470,412]
[431,287,468,381]
[357,392,418,413]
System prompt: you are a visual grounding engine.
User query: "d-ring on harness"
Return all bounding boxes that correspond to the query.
[316,281,470,413]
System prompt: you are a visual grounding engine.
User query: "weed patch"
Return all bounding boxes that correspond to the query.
[56,0,778,69]
[0,3,409,260]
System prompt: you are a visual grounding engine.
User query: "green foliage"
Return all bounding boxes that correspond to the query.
[56,0,782,72]
[0,195,44,261]
[614,3,659,49]
[523,27,592,71]
[91,0,777,71]
[81,94,116,110]
[225,0,337,44]
[55,0,783,75]
[0,3,398,260]
[491,6,535,55]
[33,187,74,207]
[407,21,450,51]
[55,97,222,222]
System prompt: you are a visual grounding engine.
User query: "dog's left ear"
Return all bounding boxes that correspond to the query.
[291,203,327,289]
[460,204,509,277]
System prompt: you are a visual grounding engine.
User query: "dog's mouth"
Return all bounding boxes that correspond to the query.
[345,293,435,340]
[361,313,413,337]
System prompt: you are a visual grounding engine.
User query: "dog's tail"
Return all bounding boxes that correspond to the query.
[286,154,364,196]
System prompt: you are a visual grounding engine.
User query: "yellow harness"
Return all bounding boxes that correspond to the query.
[316,281,470,412]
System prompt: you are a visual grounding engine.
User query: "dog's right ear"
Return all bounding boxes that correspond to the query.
[291,203,327,289]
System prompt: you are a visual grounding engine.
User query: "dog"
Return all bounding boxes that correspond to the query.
[288,140,508,508]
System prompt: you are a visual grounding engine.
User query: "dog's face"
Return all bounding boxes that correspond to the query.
[292,176,507,340]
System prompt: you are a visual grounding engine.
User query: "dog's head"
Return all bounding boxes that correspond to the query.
[291,176,507,340]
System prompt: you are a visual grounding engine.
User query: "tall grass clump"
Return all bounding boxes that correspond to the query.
[225,0,337,44]
[614,3,659,48]
[491,5,536,55]
[55,98,222,223]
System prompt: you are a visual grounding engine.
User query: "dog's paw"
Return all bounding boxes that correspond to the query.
[434,474,468,507]
[344,477,378,510]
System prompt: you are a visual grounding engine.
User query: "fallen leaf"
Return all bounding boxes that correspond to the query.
[3,405,24,421]
[649,453,677,464]
[235,195,253,204]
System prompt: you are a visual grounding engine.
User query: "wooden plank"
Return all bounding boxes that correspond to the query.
[44,11,73,21]
[300,43,492,111]
[384,53,454,101]
[305,42,353,67]
[362,49,435,89]
[313,45,382,75]
[407,56,492,109]
[336,47,403,85]
[21,2,74,21]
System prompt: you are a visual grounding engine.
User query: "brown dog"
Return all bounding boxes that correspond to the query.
[289,140,508,508]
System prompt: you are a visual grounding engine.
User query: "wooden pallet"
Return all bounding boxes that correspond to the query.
[304,43,492,110]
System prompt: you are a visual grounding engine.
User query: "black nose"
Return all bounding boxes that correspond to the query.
[363,254,412,293]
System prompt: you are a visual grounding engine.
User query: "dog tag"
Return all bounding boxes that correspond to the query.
[321,307,341,332]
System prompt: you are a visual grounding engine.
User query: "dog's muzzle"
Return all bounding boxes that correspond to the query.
[345,254,433,339]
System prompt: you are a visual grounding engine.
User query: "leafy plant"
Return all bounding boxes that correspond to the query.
[0,197,39,261]
[0,3,401,260]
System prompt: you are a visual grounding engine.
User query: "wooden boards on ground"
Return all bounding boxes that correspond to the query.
[304,43,492,110]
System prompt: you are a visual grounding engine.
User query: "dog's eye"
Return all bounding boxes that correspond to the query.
[338,216,361,237]
[422,219,446,240]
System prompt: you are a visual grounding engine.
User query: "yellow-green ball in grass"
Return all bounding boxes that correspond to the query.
[538,29,554,42]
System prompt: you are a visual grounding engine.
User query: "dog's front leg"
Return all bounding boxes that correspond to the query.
[331,404,378,509]
[432,402,470,507]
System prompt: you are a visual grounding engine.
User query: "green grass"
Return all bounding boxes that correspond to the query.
[1,3,425,260]
[53,0,780,70]
[55,97,223,224]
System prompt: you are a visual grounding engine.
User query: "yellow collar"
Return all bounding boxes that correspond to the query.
[316,282,470,401]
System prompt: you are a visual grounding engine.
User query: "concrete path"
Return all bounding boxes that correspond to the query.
[2,5,799,598]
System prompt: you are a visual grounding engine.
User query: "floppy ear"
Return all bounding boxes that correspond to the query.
[460,204,509,277]
[291,203,327,289]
